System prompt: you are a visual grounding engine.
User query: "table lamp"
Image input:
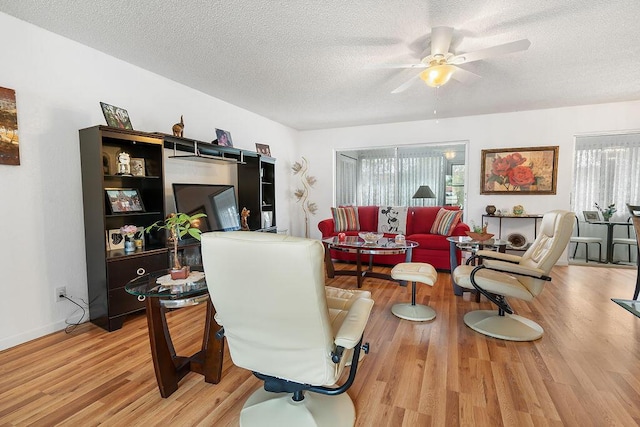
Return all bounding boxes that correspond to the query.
[412,185,436,206]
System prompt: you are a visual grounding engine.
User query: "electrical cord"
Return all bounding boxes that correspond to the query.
[61,294,88,333]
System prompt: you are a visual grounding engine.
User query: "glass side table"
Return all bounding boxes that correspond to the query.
[447,236,508,298]
[125,267,224,398]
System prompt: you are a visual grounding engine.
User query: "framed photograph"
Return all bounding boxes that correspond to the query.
[583,210,601,222]
[100,102,133,130]
[481,146,558,194]
[0,86,20,165]
[214,128,233,147]
[107,229,125,250]
[255,143,271,157]
[105,188,145,213]
[130,158,145,176]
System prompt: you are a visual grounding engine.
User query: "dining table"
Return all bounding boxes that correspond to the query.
[588,220,633,263]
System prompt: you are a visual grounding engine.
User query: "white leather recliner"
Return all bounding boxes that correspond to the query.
[452,210,575,341]
[201,231,374,427]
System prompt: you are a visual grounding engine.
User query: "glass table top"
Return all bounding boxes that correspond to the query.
[612,299,640,318]
[125,266,207,299]
[323,236,418,250]
[446,236,508,247]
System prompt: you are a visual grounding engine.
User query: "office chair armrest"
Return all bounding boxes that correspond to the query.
[476,250,522,263]
[334,298,374,349]
[482,259,549,280]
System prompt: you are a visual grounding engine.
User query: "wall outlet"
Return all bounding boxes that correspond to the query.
[55,286,67,302]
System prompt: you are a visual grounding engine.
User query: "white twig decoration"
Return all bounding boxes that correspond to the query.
[292,157,318,238]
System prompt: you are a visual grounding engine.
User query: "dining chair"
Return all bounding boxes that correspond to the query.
[570,215,603,263]
[627,204,640,299]
[612,217,638,263]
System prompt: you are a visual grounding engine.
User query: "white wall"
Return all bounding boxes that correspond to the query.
[296,100,640,247]
[0,13,298,350]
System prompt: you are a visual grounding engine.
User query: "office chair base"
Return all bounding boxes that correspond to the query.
[464,310,544,341]
[391,303,436,321]
[241,387,355,427]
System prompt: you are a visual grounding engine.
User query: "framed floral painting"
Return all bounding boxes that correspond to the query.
[481,146,558,194]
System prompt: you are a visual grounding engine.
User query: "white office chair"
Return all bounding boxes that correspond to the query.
[453,210,575,341]
[570,215,602,262]
[201,231,374,426]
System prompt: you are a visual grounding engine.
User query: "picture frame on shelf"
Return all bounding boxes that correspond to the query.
[100,102,133,130]
[255,143,271,157]
[480,146,558,195]
[107,229,125,250]
[214,128,233,147]
[105,188,145,213]
[130,158,145,176]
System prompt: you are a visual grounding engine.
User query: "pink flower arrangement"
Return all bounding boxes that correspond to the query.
[487,152,537,191]
[119,224,138,238]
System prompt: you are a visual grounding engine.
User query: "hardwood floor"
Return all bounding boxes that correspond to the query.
[1,264,639,426]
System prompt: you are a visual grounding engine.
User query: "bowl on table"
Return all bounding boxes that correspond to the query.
[358,231,384,244]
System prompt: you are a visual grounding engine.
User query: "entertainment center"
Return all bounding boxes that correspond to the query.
[79,125,276,331]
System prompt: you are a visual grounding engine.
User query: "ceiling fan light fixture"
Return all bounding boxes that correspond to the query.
[420,64,455,88]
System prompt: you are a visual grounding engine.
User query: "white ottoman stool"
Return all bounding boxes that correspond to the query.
[390,263,437,321]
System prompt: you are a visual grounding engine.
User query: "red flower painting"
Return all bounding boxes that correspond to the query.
[481,147,558,194]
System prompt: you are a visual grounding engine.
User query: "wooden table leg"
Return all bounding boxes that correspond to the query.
[202,299,224,384]
[145,297,179,398]
[323,242,335,278]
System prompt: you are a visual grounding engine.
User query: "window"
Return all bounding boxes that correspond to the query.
[572,132,640,219]
[335,143,466,207]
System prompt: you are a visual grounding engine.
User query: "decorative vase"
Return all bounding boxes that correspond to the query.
[602,213,611,222]
[512,205,525,216]
[124,238,136,252]
[170,266,190,280]
[485,205,496,215]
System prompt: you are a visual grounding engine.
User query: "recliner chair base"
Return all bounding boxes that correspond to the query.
[241,387,355,427]
[463,310,543,341]
[391,303,436,321]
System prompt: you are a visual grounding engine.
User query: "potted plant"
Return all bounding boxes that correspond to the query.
[145,212,207,279]
[466,221,494,242]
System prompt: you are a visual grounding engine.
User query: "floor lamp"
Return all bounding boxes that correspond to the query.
[412,185,436,206]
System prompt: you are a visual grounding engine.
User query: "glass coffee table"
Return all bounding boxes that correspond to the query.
[125,267,224,398]
[323,236,418,288]
[447,236,508,298]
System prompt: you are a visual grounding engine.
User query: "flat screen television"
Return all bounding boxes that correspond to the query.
[172,183,241,232]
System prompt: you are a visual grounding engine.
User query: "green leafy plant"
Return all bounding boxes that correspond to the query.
[470,221,489,234]
[595,202,616,220]
[145,212,207,270]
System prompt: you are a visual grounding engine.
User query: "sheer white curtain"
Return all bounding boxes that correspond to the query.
[398,148,444,206]
[573,133,640,220]
[358,149,397,205]
[572,132,640,262]
[353,147,445,206]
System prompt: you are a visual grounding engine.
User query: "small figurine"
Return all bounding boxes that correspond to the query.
[172,115,184,137]
[116,151,131,175]
[241,207,250,231]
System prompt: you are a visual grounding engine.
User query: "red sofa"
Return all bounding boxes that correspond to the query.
[318,206,469,271]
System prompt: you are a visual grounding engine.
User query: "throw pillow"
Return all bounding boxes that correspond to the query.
[332,206,360,232]
[377,206,408,234]
[430,208,462,236]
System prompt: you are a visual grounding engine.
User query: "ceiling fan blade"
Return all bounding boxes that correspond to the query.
[430,26,453,56]
[450,65,481,84]
[450,38,531,64]
[391,73,421,94]
[365,63,426,70]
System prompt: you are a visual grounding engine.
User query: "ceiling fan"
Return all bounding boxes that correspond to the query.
[375,27,531,94]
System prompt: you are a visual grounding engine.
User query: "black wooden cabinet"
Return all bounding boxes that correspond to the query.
[237,153,276,232]
[79,126,168,331]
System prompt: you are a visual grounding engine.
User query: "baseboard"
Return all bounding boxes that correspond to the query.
[0,320,70,351]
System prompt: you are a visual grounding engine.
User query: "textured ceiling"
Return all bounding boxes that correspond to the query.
[2,1,640,130]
